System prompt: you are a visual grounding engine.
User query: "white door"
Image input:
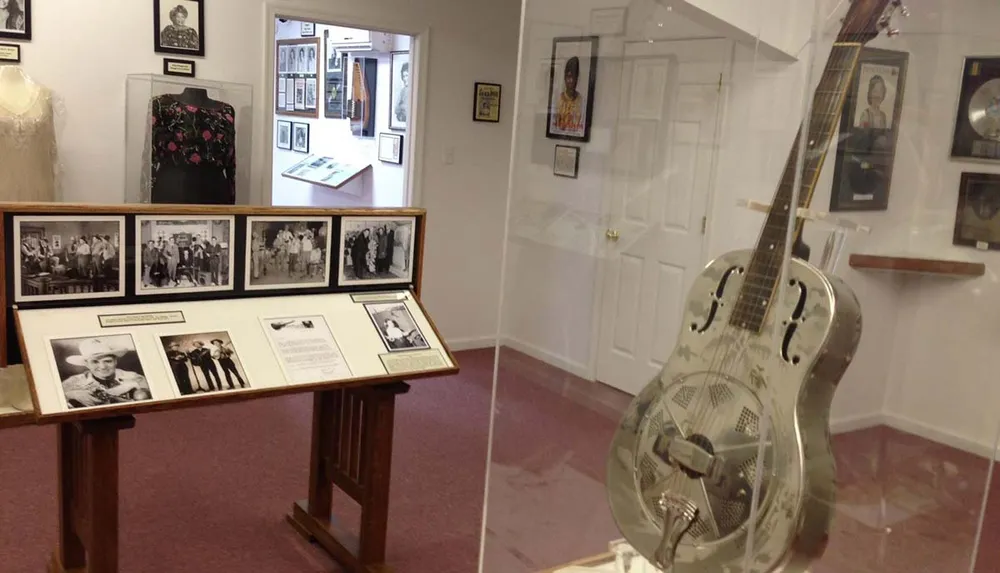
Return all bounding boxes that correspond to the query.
[595,39,729,395]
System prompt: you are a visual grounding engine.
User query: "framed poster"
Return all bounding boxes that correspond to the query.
[389,51,410,131]
[473,82,502,123]
[154,0,204,57]
[952,57,1000,162]
[553,145,580,178]
[953,172,1000,250]
[546,36,599,142]
[829,48,909,212]
[378,133,404,164]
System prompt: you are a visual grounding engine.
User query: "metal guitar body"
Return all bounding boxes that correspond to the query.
[607,249,862,573]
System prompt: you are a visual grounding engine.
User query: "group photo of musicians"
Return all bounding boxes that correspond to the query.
[16,217,124,301]
[158,331,250,396]
[247,217,331,290]
[338,216,415,286]
[138,217,233,294]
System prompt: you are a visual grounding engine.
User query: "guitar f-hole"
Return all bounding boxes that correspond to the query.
[690,266,743,334]
[781,279,808,365]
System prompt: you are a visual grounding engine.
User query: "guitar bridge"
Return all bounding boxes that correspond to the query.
[654,493,699,571]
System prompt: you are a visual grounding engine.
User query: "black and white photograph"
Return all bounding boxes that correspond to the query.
[154,0,204,57]
[830,48,909,212]
[307,45,317,72]
[0,0,30,41]
[364,302,429,353]
[546,36,599,142]
[136,216,235,296]
[389,51,410,131]
[158,331,249,396]
[953,172,1000,250]
[292,122,310,153]
[15,216,125,303]
[338,216,416,286]
[952,57,1000,162]
[287,45,297,74]
[246,216,332,291]
[294,78,305,111]
[277,120,292,150]
[326,42,341,73]
[278,44,287,73]
[306,77,317,110]
[296,46,306,73]
[48,334,153,411]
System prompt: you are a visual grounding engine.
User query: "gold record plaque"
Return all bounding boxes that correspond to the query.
[952,58,1000,161]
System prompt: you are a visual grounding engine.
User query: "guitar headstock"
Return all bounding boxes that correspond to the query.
[837,0,910,44]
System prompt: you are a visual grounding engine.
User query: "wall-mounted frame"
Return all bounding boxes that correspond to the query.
[162,58,196,78]
[300,22,315,37]
[546,36,599,143]
[951,57,1000,163]
[292,122,310,153]
[953,171,1000,250]
[0,0,31,41]
[389,51,410,131]
[276,120,292,150]
[378,133,404,165]
[153,0,204,57]
[0,43,20,63]
[276,37,321,118]
[337,216,417,287]
[473,82,502,123]
[553,145,580,178]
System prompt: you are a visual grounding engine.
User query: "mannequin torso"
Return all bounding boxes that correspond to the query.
[0,66,57,202]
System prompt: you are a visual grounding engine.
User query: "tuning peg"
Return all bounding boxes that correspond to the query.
[891,0,910,16]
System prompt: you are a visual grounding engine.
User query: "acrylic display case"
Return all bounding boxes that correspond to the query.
[124,74,254,205]
[483,0,1000,572]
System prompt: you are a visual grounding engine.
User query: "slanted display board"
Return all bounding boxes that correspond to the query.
[281,155,371,191]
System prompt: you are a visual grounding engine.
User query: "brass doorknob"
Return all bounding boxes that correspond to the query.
[606,229,620,241]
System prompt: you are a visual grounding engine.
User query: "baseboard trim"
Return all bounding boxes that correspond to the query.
[830,412,883,435]
[882,411,999,459]
[500,337,593,380]
[447,336,498,351]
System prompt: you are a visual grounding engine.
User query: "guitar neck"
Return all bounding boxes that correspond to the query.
[730,42,863,333]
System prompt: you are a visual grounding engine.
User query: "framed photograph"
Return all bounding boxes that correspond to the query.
[292,122,310,153]
[305,77,318,110]
[378,132,404,164]
[293,77,305,111]
[326,41,342,73]
[473,82,502,123]
[829,48,909,212]
[15,215,125,303]
[364,302,430,353]
[162,58,196,78]
[48,334,153,411]
[0,0,30,41]
[277,120,292,150]
[546,36,599,142]
[338,216,416,286]
[135,216,235,296]
[260,316,352,384]
[154,0,204,57]
[389,51,410,131]
[953,172,1000,250]
[245,216,332,291]
[276,37,321,118]
[157,331,249,396]
[952,57,1000,162]
[278,45,287,73]
[300,22,315,37]
[0,43,21,63]
[553,145,581,178]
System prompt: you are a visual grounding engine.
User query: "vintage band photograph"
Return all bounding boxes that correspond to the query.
[48,334,153,411]
[546,36,599,142]
[338,216,416,286]
[953,172,1000,250]
[830,48,909,212]
[0,0,30,41]
[158,331,249,396]
[364,302,430,353]
[15,216,125,303]
[390,51,410,131]
[154,0,204,57]
[247,216,332,291]
[136,216,234,296]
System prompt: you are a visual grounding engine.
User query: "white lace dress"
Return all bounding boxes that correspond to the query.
[0,87,57,202]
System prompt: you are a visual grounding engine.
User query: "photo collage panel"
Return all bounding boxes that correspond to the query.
[276,38,320,115]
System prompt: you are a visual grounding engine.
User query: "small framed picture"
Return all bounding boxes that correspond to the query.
[305,77,318,110]
[135,216,235,296]
[547,36,600,142]
[473,82,502,123]
[245,216,332,292]
[364,302,430,353]
[953,172,1000,250]
[389,51,410,131]
[0,43,21,63]
[48,334,153,411]
[378,133,404,164]
[277,120,292,150]
[154,0,205,57]
[292,122,310,153]
[338,216,416,286]
[300,22,315,37]
[162,58,196,78]
[0,0,30,41]
[553,145,580,178]
[157,331,250,396]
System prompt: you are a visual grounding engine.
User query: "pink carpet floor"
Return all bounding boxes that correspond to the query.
[1,347,999,572]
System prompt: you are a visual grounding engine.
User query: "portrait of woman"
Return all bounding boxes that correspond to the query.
[546,36,599,143]
[554,57,583,134]
[154,0,204,56]
[856,75,888,129]
[0,0,29,40]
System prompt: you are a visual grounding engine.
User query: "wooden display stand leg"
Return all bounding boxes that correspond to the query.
[49,416,135,573]
[287,382,410,573]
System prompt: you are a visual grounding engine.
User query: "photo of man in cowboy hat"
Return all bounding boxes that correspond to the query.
[53,335,151,409]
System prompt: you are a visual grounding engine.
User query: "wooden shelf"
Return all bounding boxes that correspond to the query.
[848,254,986,278]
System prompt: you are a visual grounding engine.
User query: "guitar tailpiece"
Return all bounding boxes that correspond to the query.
[654,493,699,571]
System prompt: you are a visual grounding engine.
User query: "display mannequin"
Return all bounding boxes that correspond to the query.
[0,65,58,202]
[147,86,237,205]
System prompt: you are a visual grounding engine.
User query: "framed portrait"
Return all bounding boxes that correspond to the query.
[389,51,410,131]
[473,82,502,123]
[953,172,1000,250]
[134,216,235,296]
[278,45,287,74]
[277,120,292,150]
[546,36,599,142]
[14,215,125,303]
[276,37,321,118]
[951,57,1000,162]
[829,48,909,212]
[338,216,416,286]
[47,334,153,411]
[300,22,315,37]
[292,122,310,153]
[378,132,404,164]
[157,330,250,396]
[154,0,204,57]
[553,145,580,178]
[364,302,430,353]
[0,0,30,41]
[245,216,332,292]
